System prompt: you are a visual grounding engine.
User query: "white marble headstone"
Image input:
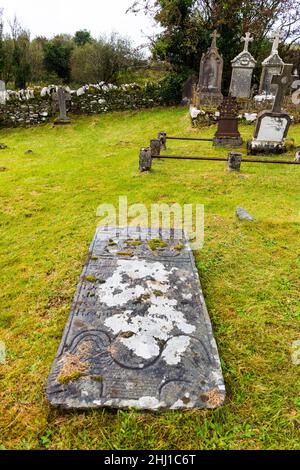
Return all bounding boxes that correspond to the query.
[256,115,289,142]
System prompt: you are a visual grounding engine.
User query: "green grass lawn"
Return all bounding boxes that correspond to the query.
[0,107,300,450]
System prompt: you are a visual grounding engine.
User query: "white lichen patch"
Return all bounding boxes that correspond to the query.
[161,336,191,365]
[97,259,172,307]
[94,396,165,410]
[182,293,193,301]
[100,259,195,364]
[171,399,195,410]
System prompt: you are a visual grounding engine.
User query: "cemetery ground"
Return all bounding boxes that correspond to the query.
[0,106,299,450]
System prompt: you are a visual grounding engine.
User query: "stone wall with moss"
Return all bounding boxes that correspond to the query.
[0,82,173,128]
[0,98,52,127]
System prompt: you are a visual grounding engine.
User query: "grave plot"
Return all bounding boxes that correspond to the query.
[47,227,225,411]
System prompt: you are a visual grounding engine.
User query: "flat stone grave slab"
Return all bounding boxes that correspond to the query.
[47,227,225,410]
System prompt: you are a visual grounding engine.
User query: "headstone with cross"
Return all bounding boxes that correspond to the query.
[229,32,256,99]
[53,87,71,125]
[248,64,293,155]
[197,30,223,105]
[259,30,284,95]
[271,64,294,112]
[210,30,220,49]
[241,32,253,52]
[271,29,284,54]
[0,80,6,105]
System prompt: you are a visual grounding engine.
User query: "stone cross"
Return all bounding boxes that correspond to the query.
[271,29,283,54]
[271,64,294,113]
[57,87,68,121]
[210,30,220,49]
[241,32,253,52]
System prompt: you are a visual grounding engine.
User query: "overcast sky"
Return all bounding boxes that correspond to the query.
[1,0,156,47]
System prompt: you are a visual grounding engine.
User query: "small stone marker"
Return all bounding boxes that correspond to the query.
[150,139,161,157]
[158,132,167,150]
[248,64,293,155]
[197,30,223,106]
[230,32,256,99]
[228,152,242,171]
[259,30,284,95]
[0,80,6,105]
[236,207,255,222]
[47,227,225,410]
[53,87,71,125]
[213,97,243,148]
[139,148,152,172]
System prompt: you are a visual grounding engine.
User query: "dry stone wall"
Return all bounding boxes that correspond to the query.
[0,82,164,128]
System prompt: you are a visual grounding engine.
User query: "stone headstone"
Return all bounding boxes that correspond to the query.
[47,227,226,410]
[230,32,256,99]
[248,64,293,154]
[271,64,294,113]
[182,75,198,105]
[53,87,71,125]
[213,96,243,147]
[255,114,290,142]
[259,30,284,95]
[197,30,223,106]
[0,80,6,105]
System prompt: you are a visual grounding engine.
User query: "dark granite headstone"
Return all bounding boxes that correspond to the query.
[47,227,226,410]
[213,97,243,148]
[197,30,223,106]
